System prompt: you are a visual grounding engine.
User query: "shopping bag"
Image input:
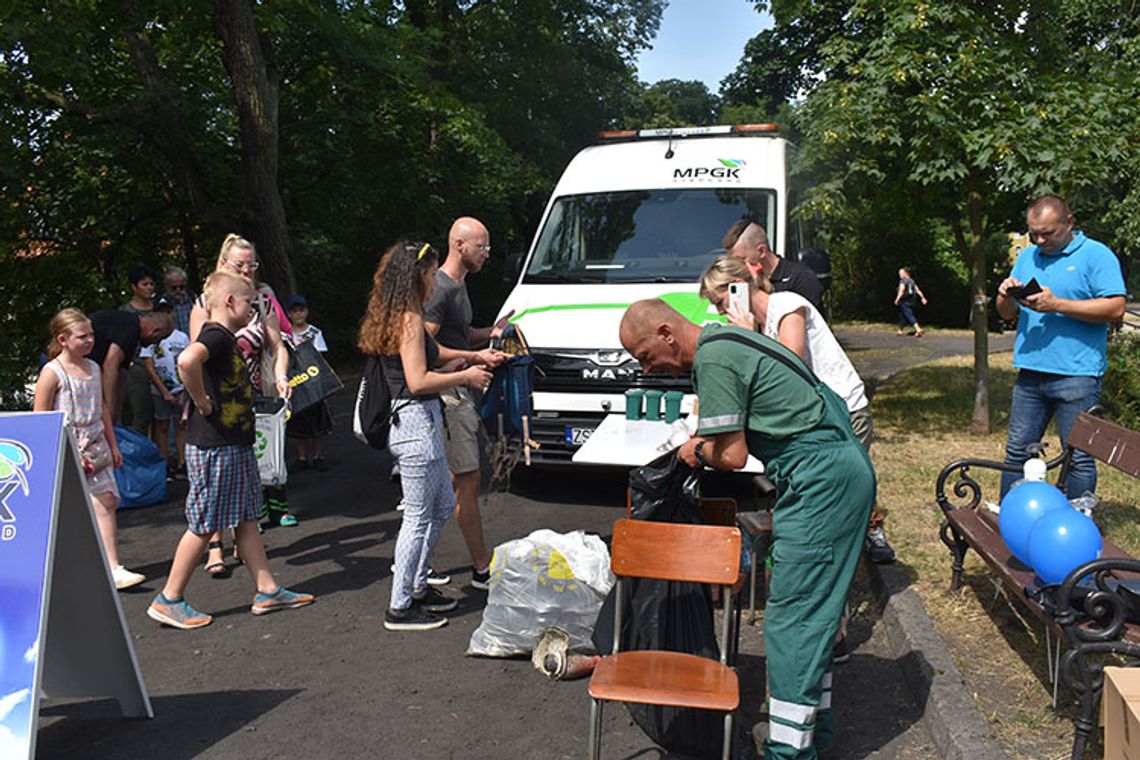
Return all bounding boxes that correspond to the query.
[285,341,343,413]
[112,425,167,508]
[254,397,288,486]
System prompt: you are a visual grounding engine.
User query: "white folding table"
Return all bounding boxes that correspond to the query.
[571,414,764,473]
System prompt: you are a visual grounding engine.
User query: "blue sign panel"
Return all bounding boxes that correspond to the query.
[0,413,63,759]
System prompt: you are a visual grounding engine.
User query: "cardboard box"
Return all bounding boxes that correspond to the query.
[1104,667,1140,760]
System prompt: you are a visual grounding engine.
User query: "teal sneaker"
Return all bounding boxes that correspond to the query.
[251,586,315,616]
[147,593,213,630]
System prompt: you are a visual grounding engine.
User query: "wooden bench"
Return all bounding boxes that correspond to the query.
[935,409,1140,760]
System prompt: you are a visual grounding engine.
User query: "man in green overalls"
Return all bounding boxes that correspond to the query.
[619,299,875,759]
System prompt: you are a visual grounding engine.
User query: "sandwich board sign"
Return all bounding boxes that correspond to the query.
[0,412,151,759]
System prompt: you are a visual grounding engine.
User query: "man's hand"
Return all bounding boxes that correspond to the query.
[475,348,508,368]
[1021,286,1060,313]
[194,395,214,417]
[678,436,706,468]
[490,310,516,339]
[997,276,1023,299]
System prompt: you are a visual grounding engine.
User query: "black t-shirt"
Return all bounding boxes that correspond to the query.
[89,309,141,369]
[186,323,255,448]
[770,258,824,311]
[381,329,441,401]
[423,270,472,350]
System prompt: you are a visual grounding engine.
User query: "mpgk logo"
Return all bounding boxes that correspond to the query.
[0,439,33,540]
[673,158,746,182]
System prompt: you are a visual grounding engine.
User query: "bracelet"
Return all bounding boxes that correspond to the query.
[694,440,710,468]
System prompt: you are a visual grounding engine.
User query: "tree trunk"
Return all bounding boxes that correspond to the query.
[213,0,295,297]
[961,172,990,434]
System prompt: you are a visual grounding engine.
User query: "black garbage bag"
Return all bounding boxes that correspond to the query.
[591,450,725,759]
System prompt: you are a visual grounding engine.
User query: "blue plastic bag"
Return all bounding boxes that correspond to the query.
[112,425,167,508]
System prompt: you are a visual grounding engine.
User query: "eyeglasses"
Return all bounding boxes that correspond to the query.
[474,243,491,254]
[225,259,259,273]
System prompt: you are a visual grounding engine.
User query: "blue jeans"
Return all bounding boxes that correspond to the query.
[1000,370,1102,499]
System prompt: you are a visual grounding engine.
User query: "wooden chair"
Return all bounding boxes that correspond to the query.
[587,518,742,760]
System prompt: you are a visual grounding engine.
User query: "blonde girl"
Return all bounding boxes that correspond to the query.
[33,308,146,590]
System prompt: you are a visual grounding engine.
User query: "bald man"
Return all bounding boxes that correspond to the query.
[423,216,510,591]
[996,194,1126,499]
[620,299,874,759]
[723,220,823,311]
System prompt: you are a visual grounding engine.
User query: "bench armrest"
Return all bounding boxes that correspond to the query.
[1055,558,1140,638]
[934,450,1071,517]
[935,458,1023,516]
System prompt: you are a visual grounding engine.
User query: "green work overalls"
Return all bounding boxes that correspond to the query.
[744,349,875,759]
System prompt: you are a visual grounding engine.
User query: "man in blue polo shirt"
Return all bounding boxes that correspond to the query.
[996,195,1126,498]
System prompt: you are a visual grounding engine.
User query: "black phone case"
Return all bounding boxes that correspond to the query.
[1008,279,1042,299]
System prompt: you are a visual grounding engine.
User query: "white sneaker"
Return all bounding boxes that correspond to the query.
[112,565,146,590]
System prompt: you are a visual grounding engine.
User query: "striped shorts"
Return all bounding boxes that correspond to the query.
[184,443,261,535]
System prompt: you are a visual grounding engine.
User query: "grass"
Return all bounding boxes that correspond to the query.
[869,351,1140,760]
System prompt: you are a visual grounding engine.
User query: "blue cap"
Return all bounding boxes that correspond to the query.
[286,294,308,310]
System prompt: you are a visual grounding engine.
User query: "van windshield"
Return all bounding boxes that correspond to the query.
[523,188,776,284]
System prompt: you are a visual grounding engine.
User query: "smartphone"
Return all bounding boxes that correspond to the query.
[1006,278,1042,300]
[728,282,750,315]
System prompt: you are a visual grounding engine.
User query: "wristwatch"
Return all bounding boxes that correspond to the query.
[694,439,710,468]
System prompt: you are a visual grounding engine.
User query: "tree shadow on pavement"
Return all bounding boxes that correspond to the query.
[37,689,302,760]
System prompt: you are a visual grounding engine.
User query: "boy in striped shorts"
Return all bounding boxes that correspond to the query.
[147,270,314,629]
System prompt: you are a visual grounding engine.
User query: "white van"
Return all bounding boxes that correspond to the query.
[497,125,821,464]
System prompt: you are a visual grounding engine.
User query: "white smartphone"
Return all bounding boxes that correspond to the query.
[728,282,750,316]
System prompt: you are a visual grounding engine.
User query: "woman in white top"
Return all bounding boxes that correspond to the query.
[699,255,894,567]
[699,256,871,436]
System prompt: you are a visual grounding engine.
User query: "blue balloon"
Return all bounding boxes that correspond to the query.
[998,480,1070,565]
[1027,507,1103,585]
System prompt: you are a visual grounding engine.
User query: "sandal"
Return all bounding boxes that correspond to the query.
[205,541,228,578]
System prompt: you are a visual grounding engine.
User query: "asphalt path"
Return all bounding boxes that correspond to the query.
[35,326,1004,759]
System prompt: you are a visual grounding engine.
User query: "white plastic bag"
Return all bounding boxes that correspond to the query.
[254,403,288,487]
[467,529,614,657]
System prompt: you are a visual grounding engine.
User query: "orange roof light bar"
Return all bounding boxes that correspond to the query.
[733,123,780,133]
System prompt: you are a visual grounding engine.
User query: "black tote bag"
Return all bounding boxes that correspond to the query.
[285,341,343,413]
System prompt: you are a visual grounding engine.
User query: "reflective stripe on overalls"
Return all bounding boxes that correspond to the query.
[717,336,874,760]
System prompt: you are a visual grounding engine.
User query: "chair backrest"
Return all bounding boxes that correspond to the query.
[610,518,741,585]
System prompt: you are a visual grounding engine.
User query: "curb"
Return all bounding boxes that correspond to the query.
[867,559,1012,760]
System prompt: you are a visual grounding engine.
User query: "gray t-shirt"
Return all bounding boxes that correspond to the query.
[423,270,472,350]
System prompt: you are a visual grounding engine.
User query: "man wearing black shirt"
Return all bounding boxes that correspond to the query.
[90,307,173,422]
[722,219,824,311]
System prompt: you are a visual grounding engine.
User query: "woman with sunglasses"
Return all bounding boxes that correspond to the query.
[358,241,496,631]
[189,234,296,578]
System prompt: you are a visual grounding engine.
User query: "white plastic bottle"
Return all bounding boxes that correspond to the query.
[992,453,1046,513]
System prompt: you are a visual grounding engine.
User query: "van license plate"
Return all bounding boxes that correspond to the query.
[564,427,593,446]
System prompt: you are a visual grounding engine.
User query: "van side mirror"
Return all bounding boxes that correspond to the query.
[503,252,524,286]
[796,248,831,291]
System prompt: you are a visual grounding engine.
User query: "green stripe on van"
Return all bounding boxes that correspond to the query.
[509,291,721,326]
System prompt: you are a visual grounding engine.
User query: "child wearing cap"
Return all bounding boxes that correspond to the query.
[140,296,190,480]
[284,294,333,471]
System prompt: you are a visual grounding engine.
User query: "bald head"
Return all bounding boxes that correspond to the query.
[447,216,491,275]
[620,299,701,377]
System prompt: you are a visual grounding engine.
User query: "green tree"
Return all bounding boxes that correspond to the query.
[629,78,720,128]
[777,0,1139,433]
